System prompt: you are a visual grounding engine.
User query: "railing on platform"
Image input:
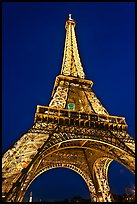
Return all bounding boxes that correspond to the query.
[34,105,127,130]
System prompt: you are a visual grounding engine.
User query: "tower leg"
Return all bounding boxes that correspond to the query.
[94,158,114,202]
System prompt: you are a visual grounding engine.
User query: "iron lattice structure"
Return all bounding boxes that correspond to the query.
[2,15,135,202]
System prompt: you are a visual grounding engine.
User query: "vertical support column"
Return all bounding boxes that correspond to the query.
[49,81,69,109]
[82,150,97,202]
[94,158,113,202]
[88,181,97,202]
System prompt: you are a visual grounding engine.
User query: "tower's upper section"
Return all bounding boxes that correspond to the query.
[60,14,86,79]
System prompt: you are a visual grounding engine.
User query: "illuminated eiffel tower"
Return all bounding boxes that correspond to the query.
[2,14,135,202]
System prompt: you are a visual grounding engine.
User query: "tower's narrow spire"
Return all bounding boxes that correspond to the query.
[69,13,72,20]
[61,14,85,79]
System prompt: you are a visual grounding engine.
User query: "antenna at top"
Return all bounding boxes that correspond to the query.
[69,14,72,20]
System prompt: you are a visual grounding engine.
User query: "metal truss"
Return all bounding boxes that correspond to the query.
[2,121,135,202]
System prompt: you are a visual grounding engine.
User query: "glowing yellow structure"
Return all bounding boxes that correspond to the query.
[2,14,135,202]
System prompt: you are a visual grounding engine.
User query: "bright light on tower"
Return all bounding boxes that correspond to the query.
[29,192,32,202]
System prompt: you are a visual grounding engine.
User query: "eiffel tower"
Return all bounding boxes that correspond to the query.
[2,14,135,202]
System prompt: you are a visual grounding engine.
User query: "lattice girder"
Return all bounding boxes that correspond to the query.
[2,121,135,202]
[11,149,99,202]
[61,17,85,78]
[48,75,110,115]
[93,158,114,202]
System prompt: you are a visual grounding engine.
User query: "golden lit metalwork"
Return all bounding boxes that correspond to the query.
[61,15,85,78]
[2,14,135,202]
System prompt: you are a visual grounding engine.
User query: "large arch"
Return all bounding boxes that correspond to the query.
[2,124,135,202]
[23,167,92,202]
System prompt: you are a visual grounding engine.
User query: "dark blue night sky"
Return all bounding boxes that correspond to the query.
[2,2,135,201]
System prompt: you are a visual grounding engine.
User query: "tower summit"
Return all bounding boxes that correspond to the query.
[69,13,72,20]
[61,14,85,78]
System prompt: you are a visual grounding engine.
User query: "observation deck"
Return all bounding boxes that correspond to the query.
[35,105,127,131]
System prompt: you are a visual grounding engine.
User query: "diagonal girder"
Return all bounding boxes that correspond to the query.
[2,121,135,202]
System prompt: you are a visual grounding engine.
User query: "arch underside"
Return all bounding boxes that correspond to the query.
[2,122,135,202]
